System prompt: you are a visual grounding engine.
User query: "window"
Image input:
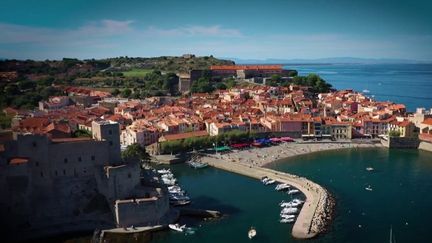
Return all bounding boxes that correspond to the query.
[109,141,113,146]
[32,142,37,147]
[55,170,58,176]
[78,157,82,162]
[91,155,95,161]
[63,169,66,175]
[128,173,132,179]
[40,172,43,178]
[64,158,68,163]
[35,161,39,167]
[108,130,112,135]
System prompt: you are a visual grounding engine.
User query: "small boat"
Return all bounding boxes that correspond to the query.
[280,201,302,208]
[168,223,186,232]
[275,183,290,191]
[187,160,208,169]
[366,167,374,171]
[264,179,276,185]
[281,207,298,214]
[170,199,191,206]
[157,168,171,174]
[248,227,257,239]
[365,185,373,191]
[362,89,370,93]
[261,177,269,184]
[280,214,296,219]
[280,218,295,223]
[287,189,299,195]
[162,178,176,185]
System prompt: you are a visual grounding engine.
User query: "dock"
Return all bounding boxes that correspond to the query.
[201,155,332,239]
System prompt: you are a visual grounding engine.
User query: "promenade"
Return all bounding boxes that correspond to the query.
[201,155,333,239]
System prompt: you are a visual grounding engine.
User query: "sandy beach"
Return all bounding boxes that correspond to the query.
[219,140,382,167]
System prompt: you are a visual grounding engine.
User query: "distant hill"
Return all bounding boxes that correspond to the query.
[0,55,235,77]
[103,55,234,73]
[227,57,428,65]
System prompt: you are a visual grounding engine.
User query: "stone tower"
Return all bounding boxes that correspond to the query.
[92,120,121,164]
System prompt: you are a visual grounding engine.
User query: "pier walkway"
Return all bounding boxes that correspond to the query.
[201,155,331,239]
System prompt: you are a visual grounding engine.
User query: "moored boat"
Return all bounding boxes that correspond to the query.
[248,227,257,239]
[168,223,186,232]
[275,183,290,191]
[280,218,295,223]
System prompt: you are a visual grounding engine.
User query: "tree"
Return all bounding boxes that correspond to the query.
[111,88,120,96]
[121,88,132,98]
[389,130,401,137]
[191,77,214,93]
[122,143,151,163]
[271,74,281,82]
[224,78,237,89]
[73,129,92,138]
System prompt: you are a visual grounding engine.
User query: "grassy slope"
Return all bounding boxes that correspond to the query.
[121,69,153,77]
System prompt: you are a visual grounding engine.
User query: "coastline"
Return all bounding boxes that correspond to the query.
[198,140,381,239]
[219,140,383,167]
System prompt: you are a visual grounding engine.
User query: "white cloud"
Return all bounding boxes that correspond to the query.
[0,19,135,44]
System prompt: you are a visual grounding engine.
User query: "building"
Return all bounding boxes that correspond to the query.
[0,121,170,241]
[210,65,295,79]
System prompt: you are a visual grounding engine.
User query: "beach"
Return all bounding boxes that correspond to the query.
[219,140,382,167]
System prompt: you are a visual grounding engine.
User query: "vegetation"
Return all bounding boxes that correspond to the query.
[389,130,401,137]
[122,143,151,163]
[121,69,153,78]
[72,129,92,138]
[0,113,13,129]
[191,76,238,93]
[160,130,267,154]
[0,77,63,109]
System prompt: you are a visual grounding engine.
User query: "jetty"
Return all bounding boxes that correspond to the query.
[201,155,333,239]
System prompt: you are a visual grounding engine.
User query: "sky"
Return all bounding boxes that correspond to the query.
[0,0,431,61]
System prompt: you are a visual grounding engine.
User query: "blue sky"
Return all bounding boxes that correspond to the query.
[1,0,431,60]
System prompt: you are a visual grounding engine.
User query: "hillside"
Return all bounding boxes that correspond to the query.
[105,55,234,73]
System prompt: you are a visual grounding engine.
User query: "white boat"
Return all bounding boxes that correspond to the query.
[261,177,269,184]
[362,89,370,93]
[170,199,191,206]
[280,214,295,219]
[161,173,174,179]
[162,178,176,185]
[168,223,186,232]
[248,227,256,239]
[365,185,373,191]
[264,179,276,185]
[292,199,304,205]
[169,194,190,201]
[366,167,374,171]
[157,168,171,174]
[275,183,290,191]
[281,207,298,214]
[287,189,299,195]
[188,161,208,169]
[280,201,301,208]
[280,218,295,223]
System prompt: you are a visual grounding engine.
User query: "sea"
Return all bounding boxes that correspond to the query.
[284,63,432,111]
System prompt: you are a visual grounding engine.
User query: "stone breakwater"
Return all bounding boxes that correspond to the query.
[201,155,334,239]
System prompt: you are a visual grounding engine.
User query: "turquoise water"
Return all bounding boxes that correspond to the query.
[153,148,432,243]
[152,165,299,243]
[284,64,432,111]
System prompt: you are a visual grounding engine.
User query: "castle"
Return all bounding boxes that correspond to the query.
[0,120,170,241]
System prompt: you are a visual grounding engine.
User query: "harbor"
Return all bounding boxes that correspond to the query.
[200,154,334,239]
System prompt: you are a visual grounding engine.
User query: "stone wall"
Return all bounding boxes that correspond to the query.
[381,137,420,148]
[418,141,432,152]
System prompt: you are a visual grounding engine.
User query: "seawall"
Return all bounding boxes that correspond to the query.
[201,155,333,239]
